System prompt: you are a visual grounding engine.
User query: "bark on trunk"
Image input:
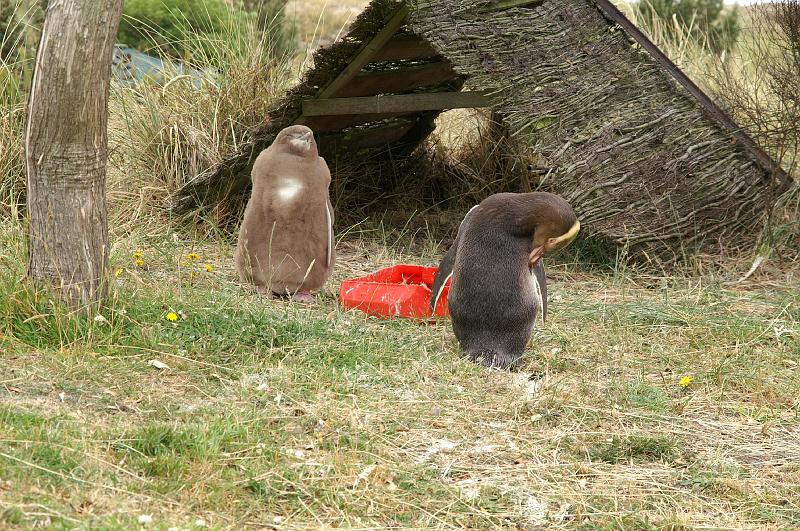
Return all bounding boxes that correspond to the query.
[25,0,123,307]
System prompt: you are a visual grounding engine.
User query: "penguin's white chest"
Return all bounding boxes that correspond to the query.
[528,268,544,324]
[275,177,304,204]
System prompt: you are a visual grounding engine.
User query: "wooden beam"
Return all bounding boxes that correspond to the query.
[592,0,791,191]
[304,112,416,133]
[317,121,416,152]
[303,91,492,117]
[295,5,409,127]
[315,4,408,101]
[333,62,457,98]
[370,34,440,62]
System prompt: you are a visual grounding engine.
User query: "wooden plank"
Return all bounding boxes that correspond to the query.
[303,91,492,116]
[318,121,416,152]
[592,0,791,190]
[316,5,408,101]
[370,34,440,62]
[304,112,415,133]
[333,62,457,98]
[295,5,408,127]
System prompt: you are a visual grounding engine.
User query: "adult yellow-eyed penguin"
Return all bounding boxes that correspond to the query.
[235,125,334,302]
[429,192,579,368]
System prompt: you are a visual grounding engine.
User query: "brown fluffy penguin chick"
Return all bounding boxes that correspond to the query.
[235,125,335,302]
[429,192,579,369]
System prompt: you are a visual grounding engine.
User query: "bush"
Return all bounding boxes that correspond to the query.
[239,0,287,33]
[2,1,289,62]
[634,0,740,53]
[0,1,22,61]
[119,0,229,57]
[118,0,289,60]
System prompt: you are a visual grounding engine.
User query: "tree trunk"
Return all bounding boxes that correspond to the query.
[25,0,123,307]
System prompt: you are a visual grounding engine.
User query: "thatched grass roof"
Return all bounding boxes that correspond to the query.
[174,0,791,263]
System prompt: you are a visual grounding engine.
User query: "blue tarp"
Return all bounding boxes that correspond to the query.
[111,45,208,87]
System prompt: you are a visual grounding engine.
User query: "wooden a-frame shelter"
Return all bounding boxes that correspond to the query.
[173,0,791,263]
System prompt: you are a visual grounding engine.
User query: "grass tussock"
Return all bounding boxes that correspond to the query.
[616,0,723,89]
[107,11,294,232]
[0,38,26,219]
[0,83,24,218]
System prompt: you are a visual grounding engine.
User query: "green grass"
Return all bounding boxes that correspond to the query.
[587,435,678,464]
[1,218,798,529]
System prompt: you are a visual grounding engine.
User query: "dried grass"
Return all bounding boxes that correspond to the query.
[0,81,24,218]
[285,0,368,49]
[106,9,293,233]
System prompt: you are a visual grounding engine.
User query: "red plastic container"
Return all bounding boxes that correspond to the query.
[339,265,451,318]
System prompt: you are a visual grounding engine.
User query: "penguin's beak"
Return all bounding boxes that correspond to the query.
[528,245,546,268]
[528,220,581,268]
[290,131,314,152]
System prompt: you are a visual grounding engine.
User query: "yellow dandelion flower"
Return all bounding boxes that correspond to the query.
[678,375,693,388]
[203,263,213,272]
[131,250,143,260]
[114,268,124,277]
[134,259,145,267]
[165,312,179,322]
[186,252,200,262]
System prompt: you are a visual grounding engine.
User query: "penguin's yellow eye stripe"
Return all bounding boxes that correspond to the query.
[549,220,580,247]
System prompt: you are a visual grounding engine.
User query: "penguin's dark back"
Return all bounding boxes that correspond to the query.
[447,222,539,368]
[475,192,577,239]
[448,210,538,329]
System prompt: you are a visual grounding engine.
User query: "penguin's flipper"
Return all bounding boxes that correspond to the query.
[429,205,479,311]
[325,199,334,268]
[532,260,548,322]
[430,239,458,311]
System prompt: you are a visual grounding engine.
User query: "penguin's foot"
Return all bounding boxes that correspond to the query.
[290,290,314,303]
[264,289,314,303]
[255,285,272,297]
[470,350,521,370]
